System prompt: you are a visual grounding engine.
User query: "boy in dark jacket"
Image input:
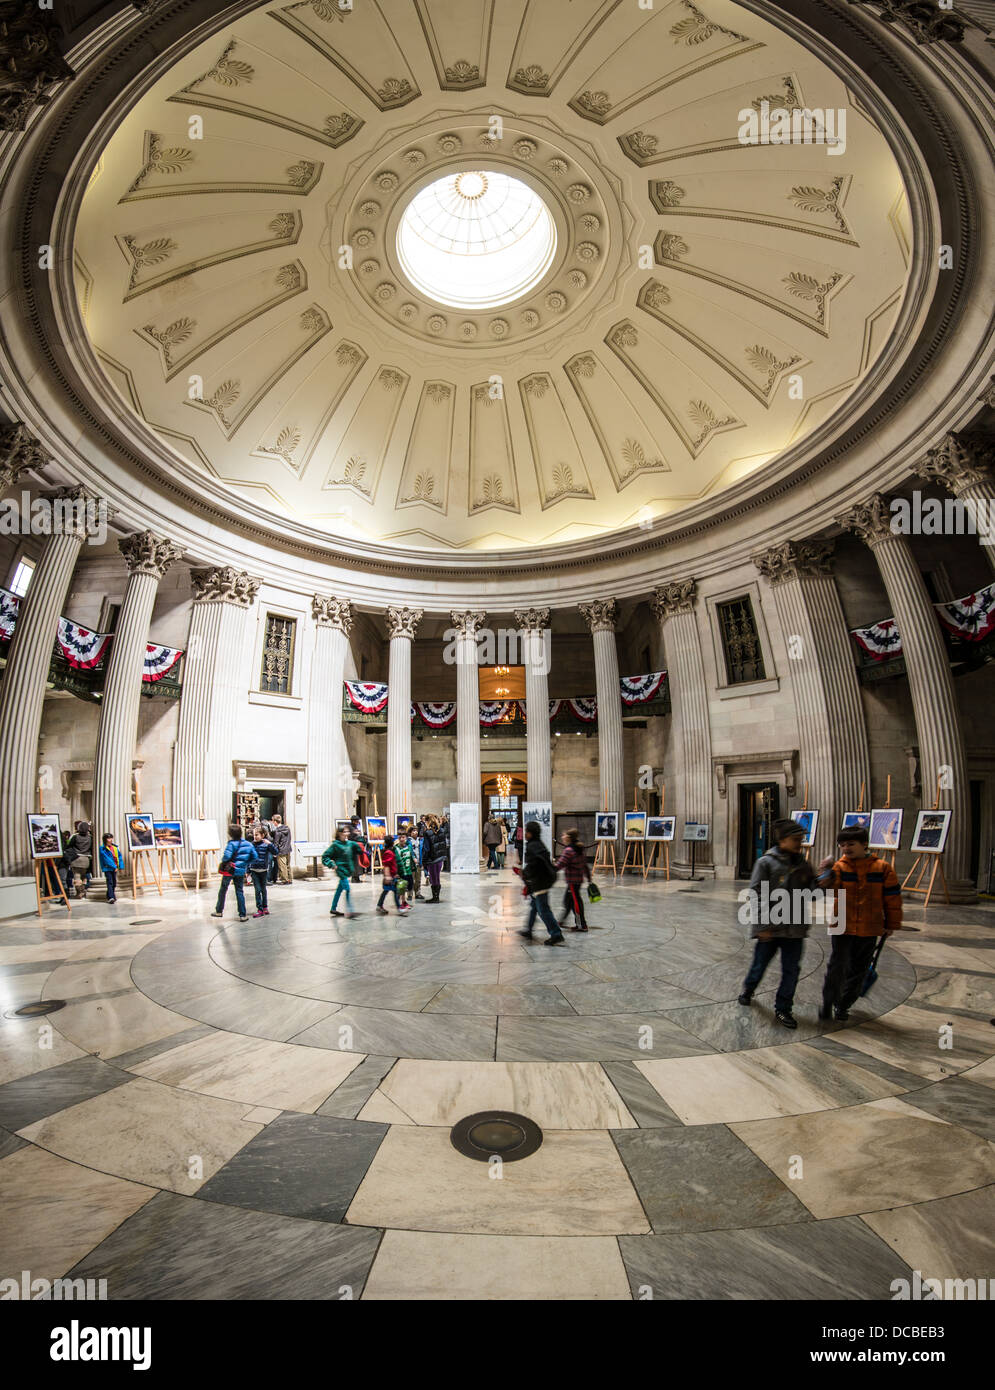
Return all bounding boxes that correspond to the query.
[249,830,275,917]
[211,824,253,921]
[816,826,902,1021]
[738,817,818,1028]
[515,822,565,945]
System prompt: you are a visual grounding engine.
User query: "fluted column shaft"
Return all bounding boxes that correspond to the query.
[92,534,180,872]
[0,527,85,875]
[173,568,260,864]
[452,612,486,805]
[839,496,974,899]
[308,598,353,840]
[386,607,422,820]
[653,582,713,872]
[581,601,625,840]
[516,608,551,802]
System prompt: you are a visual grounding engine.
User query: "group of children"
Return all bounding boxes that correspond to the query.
[209,823,280,922]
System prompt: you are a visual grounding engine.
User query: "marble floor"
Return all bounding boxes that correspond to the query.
[1,870,993,1300]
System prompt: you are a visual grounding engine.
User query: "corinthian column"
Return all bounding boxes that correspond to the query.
[451,611,486,804]
[580,599,625,846]
[753,539,870,861]
[386,606,422,820]
[651,580,713,874]
[92,533,181,872]
[1,421,49,491]
[0,486,104,875]
[514,607,551,802]
[309,596,354,840]
[173,567,260,862]
[911,432,995,574]
[837,493,974,900]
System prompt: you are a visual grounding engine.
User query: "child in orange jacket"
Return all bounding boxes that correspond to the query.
[816,825,901,1021]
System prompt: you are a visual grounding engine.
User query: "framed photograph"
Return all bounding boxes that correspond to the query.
[152,820,184,850]
[911,809,951,854]
[334,819,353,833]
[125,812,155,851]
[624,811,647,841]
[790,809,819,848]
[869,808,903,851]
[646,815,676,842]
[523,801,553,854]
[26,812,63,860]
[595,812,617,841]
[366,815,387,844]
[187,818,221,853]
[394,813,417,836]
[841,811,871,833]
[683,821,710,842]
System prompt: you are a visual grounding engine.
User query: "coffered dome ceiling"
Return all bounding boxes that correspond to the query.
[73,0,913,555]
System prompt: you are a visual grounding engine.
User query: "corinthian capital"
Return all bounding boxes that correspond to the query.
[651,580,696,621]
[450,610,486,639]
[119,531,182,580]
[313,595,354,633]
[514,607,549,633]
[0,423,49,491]
[0,9,74,133]
[580,598,618,633]
[753,538,834,585]
[191,566,261,607]
[911,432,995,496]
[835,494,895,548]
[386,606,422,640]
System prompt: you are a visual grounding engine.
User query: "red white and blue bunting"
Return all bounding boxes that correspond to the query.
[143,643,183,682]
[619,671,667,705]
[344,680,389,714]
[935,582,995,642]
[415,701,457,728]
[850,619,902,662]
[56,618,113,670]
[0,586,19,641]
[546,699,562,721]
[479,700,517,726]
[568,696,598,722]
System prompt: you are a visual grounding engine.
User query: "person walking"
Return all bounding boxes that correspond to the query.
[249,829,275,917]
[99,832,121,903]
[410,820,425,900]
[516,821,565,945]
[738,817,817,1029]
[348,816,368,883]
[496,818,508,869]
[322,827,359,917]
[441,813,451,873]
[483,814,502,869]
[269,813,293,885]
[816,825,902,1021]
[395,830,414,909]
[556,829,591,931]
[376,835,409,915]
[211,824,254,921]
[421,815,447,903]
[513,820,524,864]
[63,821,93,899]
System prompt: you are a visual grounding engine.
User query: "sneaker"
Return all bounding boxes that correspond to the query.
[517,929,534,939]
[834,1007,850,1021]
[239,916,249,922]
[775,1009,798,1029]
[376,907,388,915]
[252,910,265,918]
[399,906,410,915]
[329,909,343,917]
[544,934,566,946]
[210,912,223,918]
[737,992,753,1006]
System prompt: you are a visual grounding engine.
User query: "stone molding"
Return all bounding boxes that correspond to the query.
[450,610,487,639]
[312,595,354,633]
[119,530,182,579]
[514,607,549,632]
[714,750,798,799]
[0,422,49,491]
[835,493,895,548]
[651,580,697,620]
[580,598,618,633]
[190,565,261,607]
[911,432,995,494]
[386,605,422,640]
[753,538,835,585]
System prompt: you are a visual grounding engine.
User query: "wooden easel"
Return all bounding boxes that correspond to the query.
[902,778,950,908]
[155,785,188,891]
[593,795,618,879]
[878,775,898,871]
[32,787,71,915]
[369,793,383,871]
[644,783,670,880]
[622,786,646,875]
[799,780,812,862]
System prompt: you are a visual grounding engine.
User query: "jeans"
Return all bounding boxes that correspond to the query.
[104,870,117,901]
[526,890,563,939]
[332,876,352,912]
[378,877,402,909]
[250,870,268,911]
[486,845,498,868]
[561,883,587,928]
[822,935,879,1012]
[216,874,247,917]
[742,936,804,1012]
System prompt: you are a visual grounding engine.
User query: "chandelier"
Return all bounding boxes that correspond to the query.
[496,773,512,798]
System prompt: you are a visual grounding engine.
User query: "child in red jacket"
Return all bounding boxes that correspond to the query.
[376,836,409,915]
[816,825,901,1021]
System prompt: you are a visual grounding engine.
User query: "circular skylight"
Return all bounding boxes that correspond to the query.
[396,170,557,310]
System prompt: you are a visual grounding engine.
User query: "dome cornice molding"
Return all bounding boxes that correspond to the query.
[1,0,993,591]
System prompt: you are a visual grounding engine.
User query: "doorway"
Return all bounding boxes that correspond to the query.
[737,782,780,878]
[254,789,286,824]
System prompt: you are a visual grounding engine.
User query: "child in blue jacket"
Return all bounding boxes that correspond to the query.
[211,824,254,921]
[99,833,122,903]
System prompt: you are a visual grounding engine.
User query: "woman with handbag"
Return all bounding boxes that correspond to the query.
[555,829,591,932]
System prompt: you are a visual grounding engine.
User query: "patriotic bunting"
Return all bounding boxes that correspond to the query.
[547,699,562,721]
[479,700,517,726]
[620,670,667,705]
[143,643,183,682]
[0,586,19,640]
[934,582,995,642]
[56,618,113,670]
[850,619,902,662]
[568,696,598,722]
[415,701,457,728]
[344,680,389,713]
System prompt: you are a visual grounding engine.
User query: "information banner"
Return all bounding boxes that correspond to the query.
[449,802,481,874]
[522,801,553,855]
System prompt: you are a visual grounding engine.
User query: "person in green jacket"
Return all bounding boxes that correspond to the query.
[322,827,360,917]
[395,831,414,910]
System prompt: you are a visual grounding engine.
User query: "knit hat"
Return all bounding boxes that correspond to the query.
[773,817,804,842]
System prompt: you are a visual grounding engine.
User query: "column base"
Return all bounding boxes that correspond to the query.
[932,877,979,907]
[672,858,716,881]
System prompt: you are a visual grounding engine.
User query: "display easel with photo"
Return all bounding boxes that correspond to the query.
[187,811,221,891]
[840,782,872,839]
[868,776,902,870]
[790,784,818,861]
[593,803,618,879]
[622,794,647,875]
[126,809,163,899]
[683,820,709,880]
[643,786,672,880]
[27,800,71,916]
[367,796,385,872]
[902,783,951,908]
[154,786,188,891]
